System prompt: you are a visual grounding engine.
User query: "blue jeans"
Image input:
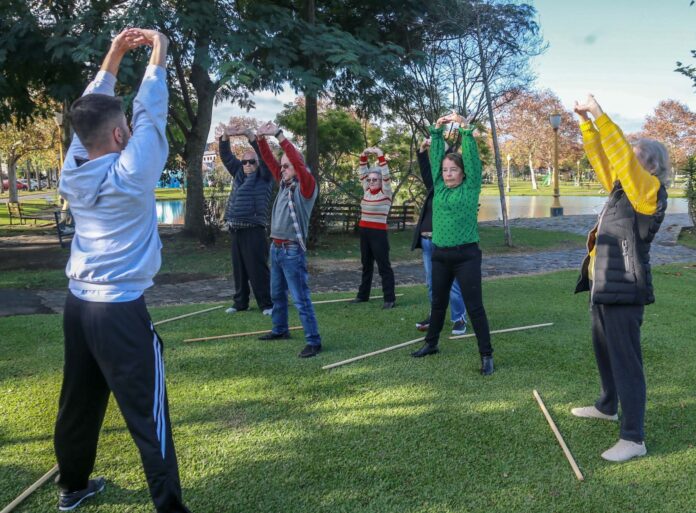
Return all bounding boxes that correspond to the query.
[270,243,321,346]
[421,237,466,322]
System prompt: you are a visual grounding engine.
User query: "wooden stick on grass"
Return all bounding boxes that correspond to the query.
[311,293,403,305]
[153,305,224,327]
[448,322,554,340]
[184,326,303,343]
[1,464,59,513]
[533,389,584,482]
[323,322,554,370]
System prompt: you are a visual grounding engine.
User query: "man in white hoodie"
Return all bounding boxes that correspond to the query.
[54,29,191,513]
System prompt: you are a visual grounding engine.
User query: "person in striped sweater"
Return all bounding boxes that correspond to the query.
[350,147,396,309]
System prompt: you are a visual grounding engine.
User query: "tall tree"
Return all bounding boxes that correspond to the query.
[640,100,696,172]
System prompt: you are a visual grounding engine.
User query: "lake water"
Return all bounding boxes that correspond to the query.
[157,196,689,225]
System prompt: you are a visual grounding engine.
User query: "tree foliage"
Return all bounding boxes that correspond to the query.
[640,100,696,170]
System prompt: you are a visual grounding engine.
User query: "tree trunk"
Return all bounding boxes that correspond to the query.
[184,42,216,243]
[528,154,538,190]
[8,157,19,203]
[305,0,321,247]
[476,15,512,247]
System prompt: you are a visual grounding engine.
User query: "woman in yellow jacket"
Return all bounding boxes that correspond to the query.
[572,95,671,462]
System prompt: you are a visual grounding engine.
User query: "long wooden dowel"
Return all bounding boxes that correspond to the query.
[449,322,554,340]
[533,389,584,482]
[311,293,403,305]
[1,464,59,513]
[322,336,426,370]
[323,322,554,370]
[154,305,224,327]
[184,326,303,343]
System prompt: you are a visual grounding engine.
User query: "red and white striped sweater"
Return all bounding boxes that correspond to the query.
[359,155,392,230]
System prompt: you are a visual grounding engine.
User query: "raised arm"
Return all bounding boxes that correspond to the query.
[216,123,242,177]
[359,150,370,192]
[574,100,614,191]
[577,95,659,214]
[417,139,433,190]
[117,30,170,189]
[280,138,316,199]
[249,139,273,181]
[373,147,392,198]
[256,137,282,182]
[63,29,142,169]
[459,127,482,191]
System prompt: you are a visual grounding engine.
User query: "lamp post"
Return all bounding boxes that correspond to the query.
[549,113,563,216]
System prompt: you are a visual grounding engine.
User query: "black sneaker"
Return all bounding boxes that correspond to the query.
[451,319,467,336]
[258,331,291,340]
[382,301,396,309]
[411,343,439,357]
[415,316,430,331]
[58,477,105,511]
[298,344,322,358]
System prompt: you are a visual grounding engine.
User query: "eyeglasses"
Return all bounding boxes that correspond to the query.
[281,163,292,169]
[367,178,381,183]
[241,159,257,166]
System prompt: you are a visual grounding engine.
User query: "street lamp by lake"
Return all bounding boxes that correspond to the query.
[549,113,563,216]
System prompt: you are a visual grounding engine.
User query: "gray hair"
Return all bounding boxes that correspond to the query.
[633,138,671,187]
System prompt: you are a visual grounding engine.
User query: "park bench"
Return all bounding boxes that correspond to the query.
[387,204,417,231]
[6,201,52,225]
[321,203,360,232]
[54,210,75,249]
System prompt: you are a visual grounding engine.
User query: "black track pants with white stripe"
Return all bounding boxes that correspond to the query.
[54,292,191,513]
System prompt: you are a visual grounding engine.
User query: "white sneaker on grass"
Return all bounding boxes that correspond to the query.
[601,439,647,462]
[225,307,238,314]
[571,405,618,421]
[262,308,273,316]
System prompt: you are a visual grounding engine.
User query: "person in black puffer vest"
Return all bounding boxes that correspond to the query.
[217,120,274,316]
[571,95,671,463]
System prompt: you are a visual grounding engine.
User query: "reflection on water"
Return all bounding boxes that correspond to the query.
[478,196,686,221]
[157,200,186,225]
[157,196,688,225]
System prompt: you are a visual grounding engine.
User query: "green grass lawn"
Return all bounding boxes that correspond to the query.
[1,266,696,512]
[0,227,584,290]
[678,227,696,249]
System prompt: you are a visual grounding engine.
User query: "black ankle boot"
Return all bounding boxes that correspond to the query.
[411,343,439,358]
[480,355,494,376]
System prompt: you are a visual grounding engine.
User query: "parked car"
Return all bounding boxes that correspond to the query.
[2,179,28,191]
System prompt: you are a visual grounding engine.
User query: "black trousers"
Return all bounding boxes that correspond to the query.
[591,303,646,443]
[230,226,272,310]
[357,227,396,302]
[54,292,191,513]
[425,243,492,355]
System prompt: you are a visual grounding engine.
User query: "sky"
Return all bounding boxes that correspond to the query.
[207,0,696,141]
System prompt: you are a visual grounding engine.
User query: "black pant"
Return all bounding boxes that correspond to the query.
[425,243,492,355]
[230,226,272,310]
[591,303,646,443]
[54,293,191,513]
[357,227,396,302]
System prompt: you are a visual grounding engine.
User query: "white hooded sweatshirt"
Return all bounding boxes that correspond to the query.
[59,65,168,302]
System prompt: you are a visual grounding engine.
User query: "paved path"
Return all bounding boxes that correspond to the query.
[3,214,695,316]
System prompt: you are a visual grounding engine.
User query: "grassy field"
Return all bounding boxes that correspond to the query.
[1,266,696,512]
[0,227,585,290]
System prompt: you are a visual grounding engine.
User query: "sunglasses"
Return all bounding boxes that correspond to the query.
[367,178,381,183]
[241,159,257,166]
[281,163,292,169]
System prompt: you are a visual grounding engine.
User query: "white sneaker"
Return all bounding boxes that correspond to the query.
[601,439,647,462]
[225,307,238,314]
[262,308,273,316]
[571,405,618,421]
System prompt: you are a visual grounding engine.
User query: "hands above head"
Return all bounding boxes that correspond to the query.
[435,111,473,129]
[574,94,603,121]
[214,123,227,140]
[256,121,280,137]
[225,119,250,137]
[419,138,431,152]
[362,146,384,157]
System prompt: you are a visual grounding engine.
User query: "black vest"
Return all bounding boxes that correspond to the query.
[575,182,668,305]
